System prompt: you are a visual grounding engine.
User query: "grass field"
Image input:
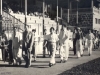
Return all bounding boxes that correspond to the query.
[58,57,100,75]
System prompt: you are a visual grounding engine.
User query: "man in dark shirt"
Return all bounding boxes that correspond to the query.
[73,28,77,55]
[76,28,84,58]
[22,26,32,68]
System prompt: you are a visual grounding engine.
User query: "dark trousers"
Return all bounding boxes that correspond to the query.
[23,47,30,66]
[43,46,46,57]
[13,48,19,59]
[2,47,5,61]
[73,39,76,55]
[1,47,8,62]
[9,48,13,63]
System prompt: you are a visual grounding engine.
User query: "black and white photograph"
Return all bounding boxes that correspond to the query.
[0,0,100,75]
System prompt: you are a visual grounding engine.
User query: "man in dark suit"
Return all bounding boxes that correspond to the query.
[73,28,77,55]
[22,26,32,68]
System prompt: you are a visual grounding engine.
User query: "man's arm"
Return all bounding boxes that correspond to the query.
[63,32,68,41]
[30,34,34,51]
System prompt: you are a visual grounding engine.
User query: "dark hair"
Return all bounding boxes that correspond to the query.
[50,27,55,31]
[44,29,47,31]
[32,29,36,32]
[2,30,5,32]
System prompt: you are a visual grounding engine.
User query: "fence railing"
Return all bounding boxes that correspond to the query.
[63,8,92,14]
[2,11,25,32]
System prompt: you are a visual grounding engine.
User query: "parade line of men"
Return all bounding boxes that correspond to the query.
[0,25,99,68]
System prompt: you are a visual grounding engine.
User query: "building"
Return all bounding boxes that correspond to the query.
[62,0,100,31]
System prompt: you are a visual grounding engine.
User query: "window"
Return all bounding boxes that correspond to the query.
[99,19,100,24]
[95,18,98,24]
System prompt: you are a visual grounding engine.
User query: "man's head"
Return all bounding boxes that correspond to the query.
[77,27,81,32]
[89,29,92,33]
[2,30,5,34]
[44,29,47,35]
[25,25,29,31]
[50,27,55,34]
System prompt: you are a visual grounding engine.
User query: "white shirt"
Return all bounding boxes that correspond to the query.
[86,33,94,40]
[59,30,68,44]
[46,33,59,43]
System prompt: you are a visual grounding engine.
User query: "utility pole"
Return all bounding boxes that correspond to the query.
[76,0,79,26]
[25,0,27,29]
[43,0,45,35]
[67,0,69,25]
[0,0,2,34]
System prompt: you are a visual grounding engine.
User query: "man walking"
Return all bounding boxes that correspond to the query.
[22,26,32,68]
[59,26,69,63]
[86,29,94,56]
[73,28,77,55]
[76,28,84,58]
[45,27,59,67]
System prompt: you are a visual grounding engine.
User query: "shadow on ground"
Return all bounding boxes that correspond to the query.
[58,57,100,75]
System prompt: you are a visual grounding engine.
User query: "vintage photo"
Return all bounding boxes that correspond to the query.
[0,0,100,75]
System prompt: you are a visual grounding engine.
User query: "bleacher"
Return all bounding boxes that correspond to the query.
[10,12,62,35]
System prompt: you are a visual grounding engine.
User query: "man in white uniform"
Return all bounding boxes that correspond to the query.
[30,29,38,66]
[45,27,59,67]
[86,29,94,56]
[59,26,69,63]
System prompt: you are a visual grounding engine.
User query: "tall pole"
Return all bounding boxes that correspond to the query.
[25,0,27,29]
[91,0,94,8]
[43,0,45,35]
[0,0,2,15]
[61,8,62,19]
[0,0,2,33]
[70,1,72,10]
[67,0,69,27]
[61,7,63,27]
[56,0,59,33]
[20,0,22,11]
[76,0,79,26]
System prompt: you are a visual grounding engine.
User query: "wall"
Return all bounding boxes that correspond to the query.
[62,8,93,29]
[93,7,100,31]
